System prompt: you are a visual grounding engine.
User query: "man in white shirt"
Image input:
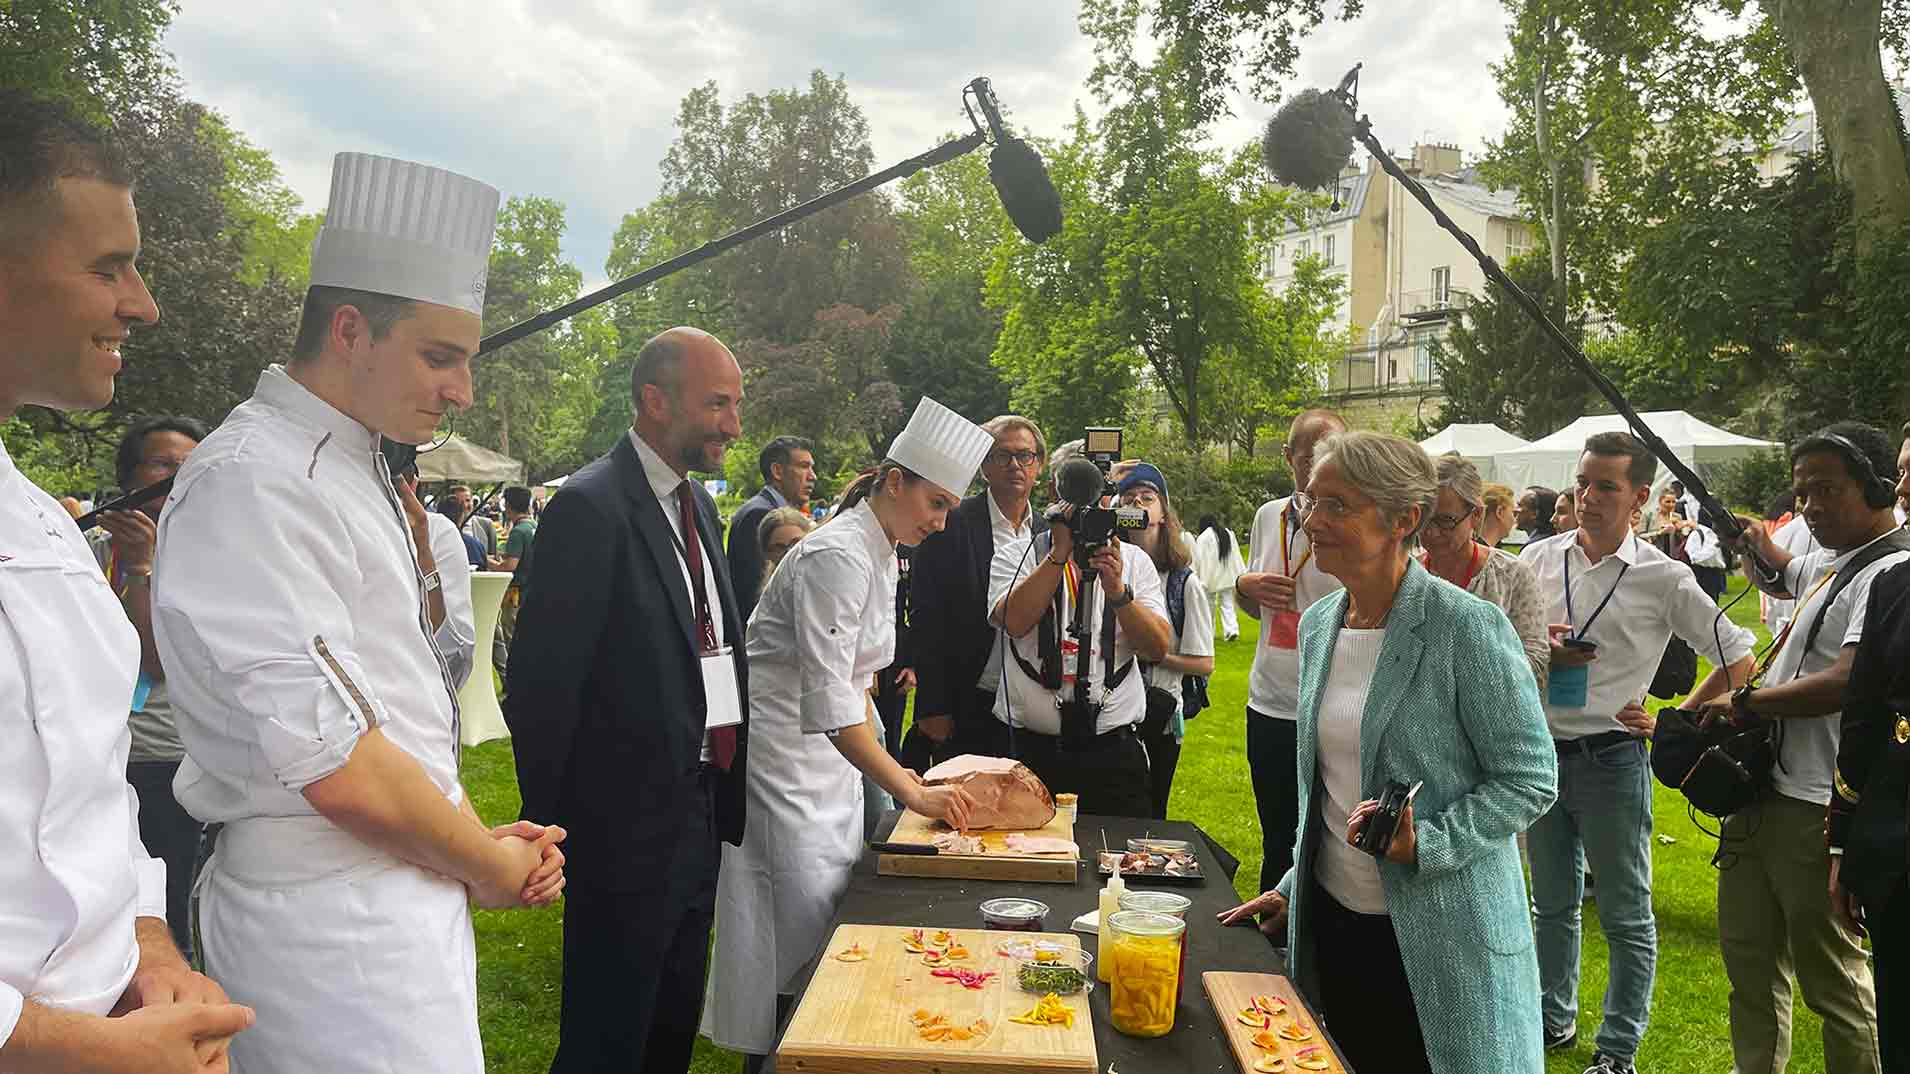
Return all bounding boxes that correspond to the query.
[1762,511,1818,635]
[1519,432,1757,1074]
[1694,423,1903,1074]
[153,153,564,1074]
[0,88,252,1073]
[990,443,1172,817]
[1236,408,1346,914]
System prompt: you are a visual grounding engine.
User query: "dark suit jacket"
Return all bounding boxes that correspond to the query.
[725,486,782,622]
[1831,559,1910,908]
[909,492,1001,725]
[505,434,748,891]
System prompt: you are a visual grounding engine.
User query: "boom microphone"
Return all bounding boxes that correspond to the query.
[965,77,1064,244]
[1260,86,1357,191]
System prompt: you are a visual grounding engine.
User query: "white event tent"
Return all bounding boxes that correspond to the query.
[1492,411,1780,495]
[1418,423,1531,481]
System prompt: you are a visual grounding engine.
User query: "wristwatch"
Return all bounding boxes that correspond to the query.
[421,570,442,595]
[1107,585,1135,610]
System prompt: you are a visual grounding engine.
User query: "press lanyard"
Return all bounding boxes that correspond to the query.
[1753,566,1838,685]
[1563,539,1632,642]
[1280,503,1312,576]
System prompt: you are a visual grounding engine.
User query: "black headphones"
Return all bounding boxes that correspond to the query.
[1794,431,1899,510]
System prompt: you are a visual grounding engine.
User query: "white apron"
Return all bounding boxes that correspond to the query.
[702,504,896,1054]
[199,814,482,1074]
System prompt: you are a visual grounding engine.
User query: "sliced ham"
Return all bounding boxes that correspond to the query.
[1003,834,1079,856]
[921,754,1056,831]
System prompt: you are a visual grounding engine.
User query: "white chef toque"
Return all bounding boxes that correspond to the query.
[885,396,993,499]
[307,152,501,316]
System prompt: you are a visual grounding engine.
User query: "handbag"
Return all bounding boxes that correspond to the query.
[1139,684,1178,739]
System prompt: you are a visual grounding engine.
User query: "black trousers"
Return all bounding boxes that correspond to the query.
[1247,710,1299,897]
[1869,878,1910,1074]
[1141,722,1181,820]
[1005,724,1152,818]
[900,687,999,771]
[126,759,202,959]
[551,776,720,1074]
[1310,879,1432,1074]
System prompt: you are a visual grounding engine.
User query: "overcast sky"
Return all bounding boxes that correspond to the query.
[166,1,1515,288]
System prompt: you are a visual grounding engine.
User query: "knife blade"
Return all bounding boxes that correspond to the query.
[869,841,939,856]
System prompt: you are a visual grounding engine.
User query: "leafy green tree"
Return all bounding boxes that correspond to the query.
[465,197,606,481]
[0,0,178,117]
[1432,255,1595,438]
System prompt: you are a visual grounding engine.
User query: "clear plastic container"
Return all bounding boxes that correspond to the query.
[1119,890,1192,1006]
[1010,946,1094,995]
[979,897,1050,931]
[1105,909,1185,1038]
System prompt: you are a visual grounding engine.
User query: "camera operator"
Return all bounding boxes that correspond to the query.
[988,441,1171,817]
[1693,423,1905,1074]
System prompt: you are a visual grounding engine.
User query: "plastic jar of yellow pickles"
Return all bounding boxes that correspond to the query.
[1105,909,1185,1038]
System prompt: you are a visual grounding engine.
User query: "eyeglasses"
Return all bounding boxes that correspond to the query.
[987,450,1040,470]
[1293,492,1364,520]
[1426,505,1480,532]
[1121,488,1160,507]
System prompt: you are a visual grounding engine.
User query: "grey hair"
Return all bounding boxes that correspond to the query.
[981,414,1048,461]
[1049,438,1084,469]
[1434,451,1484,509]
[1315,431,1438,544]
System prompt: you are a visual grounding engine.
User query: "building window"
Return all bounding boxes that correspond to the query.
[1323,235,1336,266]
[1414,336,1434,382]
[1431,266,1451,304]
[1506,226,1531,262]
[1296,240,1310,260]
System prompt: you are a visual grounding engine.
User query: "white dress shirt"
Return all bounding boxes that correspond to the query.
[977,490,1034,692]
[628,430,729,756]
[155,365,464,822]
[425,511,478,691]
[1244,496,1344,719]
[1520,530,1757,739]
[989,538,1167,735]
[0,435,165,1046]
[1764,533,1910,805]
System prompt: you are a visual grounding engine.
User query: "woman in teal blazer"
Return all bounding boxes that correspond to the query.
[1221,431,1557,1074]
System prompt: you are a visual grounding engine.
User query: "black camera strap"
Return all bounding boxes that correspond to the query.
[1010,532,1137,700]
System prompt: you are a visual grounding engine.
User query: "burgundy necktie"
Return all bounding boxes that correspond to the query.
[678,482,735,771]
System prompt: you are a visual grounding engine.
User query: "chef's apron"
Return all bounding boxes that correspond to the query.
[198,812,483,1074]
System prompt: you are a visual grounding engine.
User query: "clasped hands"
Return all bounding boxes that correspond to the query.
[480,820,568,909]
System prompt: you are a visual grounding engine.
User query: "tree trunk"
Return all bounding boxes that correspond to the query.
[1763,0,1910,254]
[1532,13,1570,316]
[498,408,511,459]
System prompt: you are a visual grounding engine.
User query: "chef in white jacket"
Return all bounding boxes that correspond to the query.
[0,88,255,1074]
[152,153,564,1074]
[704,398,990,1066]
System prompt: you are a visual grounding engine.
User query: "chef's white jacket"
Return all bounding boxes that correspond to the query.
[0,435,165,1047]
[154,364,464,823]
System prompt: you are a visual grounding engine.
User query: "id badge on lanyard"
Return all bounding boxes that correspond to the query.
[1547,544,1630,709]
[701,647,742,730]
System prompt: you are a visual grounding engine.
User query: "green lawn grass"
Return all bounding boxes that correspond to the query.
[464,576,1818,1074]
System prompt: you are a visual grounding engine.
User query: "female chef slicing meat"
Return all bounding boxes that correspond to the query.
[703,397,992,1069]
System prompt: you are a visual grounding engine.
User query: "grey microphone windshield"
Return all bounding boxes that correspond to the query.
[1055,457,1106,507]
[1260,88,1356,190]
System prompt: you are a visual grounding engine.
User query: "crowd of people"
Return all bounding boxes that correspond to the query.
[13,88,1910,1074]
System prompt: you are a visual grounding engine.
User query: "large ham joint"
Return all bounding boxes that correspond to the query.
[921,754,1057,831]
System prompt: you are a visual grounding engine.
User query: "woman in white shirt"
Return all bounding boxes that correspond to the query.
[1194,513,1245,641]
[1218,432,1555,1074]
[1118,463,1214,819]
[704,399,989,1068]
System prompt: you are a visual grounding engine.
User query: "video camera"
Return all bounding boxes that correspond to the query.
[1048,427,1147,568]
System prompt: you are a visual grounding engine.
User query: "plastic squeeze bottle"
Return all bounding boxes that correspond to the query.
[1096,870,1125,983]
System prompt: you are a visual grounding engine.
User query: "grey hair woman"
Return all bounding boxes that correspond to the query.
[1218,431,1556,1074]
[1422,453,1549,685]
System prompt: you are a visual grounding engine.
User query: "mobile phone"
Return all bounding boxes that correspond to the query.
[1562,638,1598,652]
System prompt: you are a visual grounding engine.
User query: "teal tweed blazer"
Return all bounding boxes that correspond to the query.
[1275,558,1557,1074]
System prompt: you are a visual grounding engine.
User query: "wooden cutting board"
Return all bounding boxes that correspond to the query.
[775,923,1098,1074]
[876,808,1078,883]
[1202,972,1350,1074]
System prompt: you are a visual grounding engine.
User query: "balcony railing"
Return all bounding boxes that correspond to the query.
[1399,287,1471,321]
